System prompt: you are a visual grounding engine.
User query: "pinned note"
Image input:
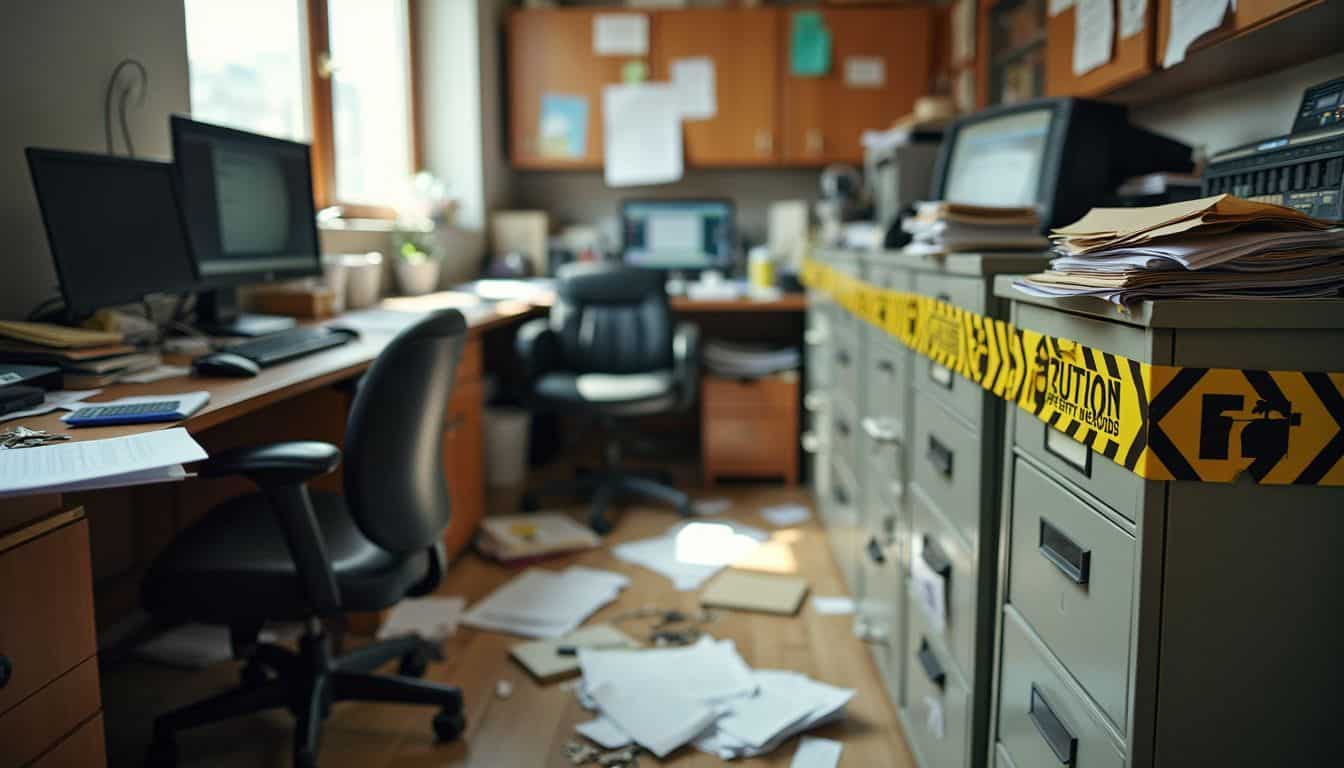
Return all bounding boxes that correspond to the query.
[1072,0,1115,77]
[539,94,588,159]
[1120,0,1148,38]
[593,14,648,56]
[924,694,946,740]
[602,83,683,187]
[1049,0,1075,15]
[790,12,831,77]
[671,57,716,120]
[843,56,886,89]
[1162,0,1233,67]
[911,551,948,634]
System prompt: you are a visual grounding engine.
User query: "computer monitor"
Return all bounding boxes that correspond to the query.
[932,98,1193,231]
[621,199,734,272]
[25,149,198,320]
[171,115,322,335]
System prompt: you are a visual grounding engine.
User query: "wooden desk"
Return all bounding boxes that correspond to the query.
[670,293,808,313]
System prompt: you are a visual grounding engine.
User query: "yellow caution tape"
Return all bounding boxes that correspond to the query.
[801,257,1344,486]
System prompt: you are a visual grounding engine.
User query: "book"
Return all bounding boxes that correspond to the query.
[474,513,602,563]
[0,320,123,349]
[0,339,137,363]
[509,624,639,682]
[699,570,810,615]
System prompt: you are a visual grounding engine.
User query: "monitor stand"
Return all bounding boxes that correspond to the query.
[196,287,296,338]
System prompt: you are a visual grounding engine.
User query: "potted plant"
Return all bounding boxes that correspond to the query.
[392,226,442,296]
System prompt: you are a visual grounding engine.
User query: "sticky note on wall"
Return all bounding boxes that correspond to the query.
[790,11,831,77]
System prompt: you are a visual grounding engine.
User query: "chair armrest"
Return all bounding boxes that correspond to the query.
[672,321,701,411]
[197,441,341,488]
[516,318,563,383]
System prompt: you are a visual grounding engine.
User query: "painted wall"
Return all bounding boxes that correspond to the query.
[0,0,191,320]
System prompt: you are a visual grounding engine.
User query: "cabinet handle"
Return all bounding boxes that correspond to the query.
[835,418,851,438]
[917,639,945,690]
[801,431,820,453]
[756,130,774,154]
[926,435,954,477]
[862,416,901,444]
[0,655,11,690]
[832,482,849,506]
[836,349,850,367]
[877,359,896,374]
[804,392,827,412]
[921,535,952,578]
[804,328,828,346]
[1029,685,1078,766]
[807,129,824,154]
[866,535,886,565]
[1039,519,1091,585]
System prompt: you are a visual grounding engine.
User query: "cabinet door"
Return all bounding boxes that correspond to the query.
[781,7,933,165]
[508,9,626,169]
[651,8,780,166]
[1155,0,1315,67]
[1045,3,1153,97]
[441,377,484,559]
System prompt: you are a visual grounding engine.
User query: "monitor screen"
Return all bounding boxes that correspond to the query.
[942,108,1053,208]
[25,149,197,318]
[172,116,321,285]
[622,200,733,270]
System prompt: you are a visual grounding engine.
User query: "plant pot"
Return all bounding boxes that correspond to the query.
[394,258,442,296]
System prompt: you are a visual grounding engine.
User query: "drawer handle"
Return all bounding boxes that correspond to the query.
[866,535,886,565]
[833,483,849,506]
[1029,685,1078,766]
[917,639,945,690]
[926,435,954,477]
[1039,519,1091,585]
[921,535,952,578]
[836,350,851,367]
[835,418,851,438]
[877,359,896,374]
[804,328,828,346]
[804,391,828,412]
[801,431,821,453]
[0,655,10,690]
[861,417,902,444]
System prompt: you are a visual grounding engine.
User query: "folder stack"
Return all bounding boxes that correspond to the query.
[0,320,158,388]
[1015,195,1344,305]
[903,201,1050,254]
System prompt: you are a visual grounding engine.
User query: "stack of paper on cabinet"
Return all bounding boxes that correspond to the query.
[1016,195,1344,304]
[903,201,1048,254]
[571,637,855,760]
[460,566,628,638]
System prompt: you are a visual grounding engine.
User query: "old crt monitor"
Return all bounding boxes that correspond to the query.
[25,149,197,320]
[622,199,734,271]
[933,98,1193,231]
[172,116,322,336]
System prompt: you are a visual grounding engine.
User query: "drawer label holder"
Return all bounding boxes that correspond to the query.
[802,257,1344,486]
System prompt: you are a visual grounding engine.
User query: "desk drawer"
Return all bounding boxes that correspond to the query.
[31,712,105,768]
[704,373,797,415]
[998,609,1125,768]
[904,589,970,768]
[910,487,979,684]
[0,516,96,718]
[913,272,986,429]
[0,656,101,767]
[911,391,983,552]
[1009,459,1135,729]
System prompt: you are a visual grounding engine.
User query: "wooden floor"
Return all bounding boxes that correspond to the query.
[102,485,916,767]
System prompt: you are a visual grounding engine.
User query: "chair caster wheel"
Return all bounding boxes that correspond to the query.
[296,749,318,768]
[589,516,612,536]
[240,662,270,688]
[520,493,540,512]
[398,647,429,678]
[433,710,467,742]
[145,737,177,768]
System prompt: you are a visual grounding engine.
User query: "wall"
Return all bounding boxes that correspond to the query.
[0,0,190,320]
[1132,51,1344,159]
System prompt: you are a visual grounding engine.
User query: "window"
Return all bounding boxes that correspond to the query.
[183,0,418,214]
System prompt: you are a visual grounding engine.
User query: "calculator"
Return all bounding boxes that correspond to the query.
[64,400,187,427]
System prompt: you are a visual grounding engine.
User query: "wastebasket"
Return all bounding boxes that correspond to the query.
[484,407,530,487]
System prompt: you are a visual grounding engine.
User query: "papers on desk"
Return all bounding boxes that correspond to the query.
[572,638,856,760]
[0,427,206,498]
[461,565,629,638]
[703,339,801,378]
[612,520,768,590]
[0,389,100,423]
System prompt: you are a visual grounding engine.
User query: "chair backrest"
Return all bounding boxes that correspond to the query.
[343,309,467,554]
[551,262,673,374]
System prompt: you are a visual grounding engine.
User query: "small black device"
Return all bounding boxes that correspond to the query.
[0,385,44,417]
[25,149,198,320]
[172,115,323,336]
[931,98,1193,231]
[195,326,357,375]
[0,363,63,391]
[192,352,260,378]
[620,199,735,273]
[1203,77,1344,221]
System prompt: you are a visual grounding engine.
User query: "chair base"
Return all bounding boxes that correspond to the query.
[524,469,692,534]
[146,628,464,768]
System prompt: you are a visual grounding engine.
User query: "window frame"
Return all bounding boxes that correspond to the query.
[305,0,422,219]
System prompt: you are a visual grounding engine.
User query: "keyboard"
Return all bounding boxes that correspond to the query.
[221,326,356,367]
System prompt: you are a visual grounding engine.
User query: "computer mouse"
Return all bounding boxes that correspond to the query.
[324,324,360,340]
[193,352,261,378]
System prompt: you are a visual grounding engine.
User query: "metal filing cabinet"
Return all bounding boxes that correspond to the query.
[819,251,866,593]
[803,290,836,507]
[897,253,1048,768]
[990,279,1344,768]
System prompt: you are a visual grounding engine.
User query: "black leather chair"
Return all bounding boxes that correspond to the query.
[142,310,469,768]
[516,262,700,532]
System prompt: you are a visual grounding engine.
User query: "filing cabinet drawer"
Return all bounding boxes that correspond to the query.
[1009,459,1135,729]
[0,656,101,767]
[904,589,971,768]
[910,486,979,684]
[830,397,860,472]
[911,391,984,551]
[856,520,904,708]
[1011,302,1151,521]
[833,332,861,408]
[914,272,987,428]
[995,743,1018,768]
[999,609,1125,768]
[827,458,862,591]
[864,329,907,438]
[0,516,96,718]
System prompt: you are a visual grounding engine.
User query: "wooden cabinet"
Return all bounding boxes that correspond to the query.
[508,9,625,170]
[1156,0,1316,66]
[701,372,800,486]
[650,8,780,166]
[780,6,934,165]
[1045,3,1153,97]
[441,337,484,559]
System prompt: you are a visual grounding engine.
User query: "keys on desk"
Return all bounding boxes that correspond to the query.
[1,426,70,449]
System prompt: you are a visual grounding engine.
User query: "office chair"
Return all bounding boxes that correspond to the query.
[516,262,700,533]
[141,310,469,768]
